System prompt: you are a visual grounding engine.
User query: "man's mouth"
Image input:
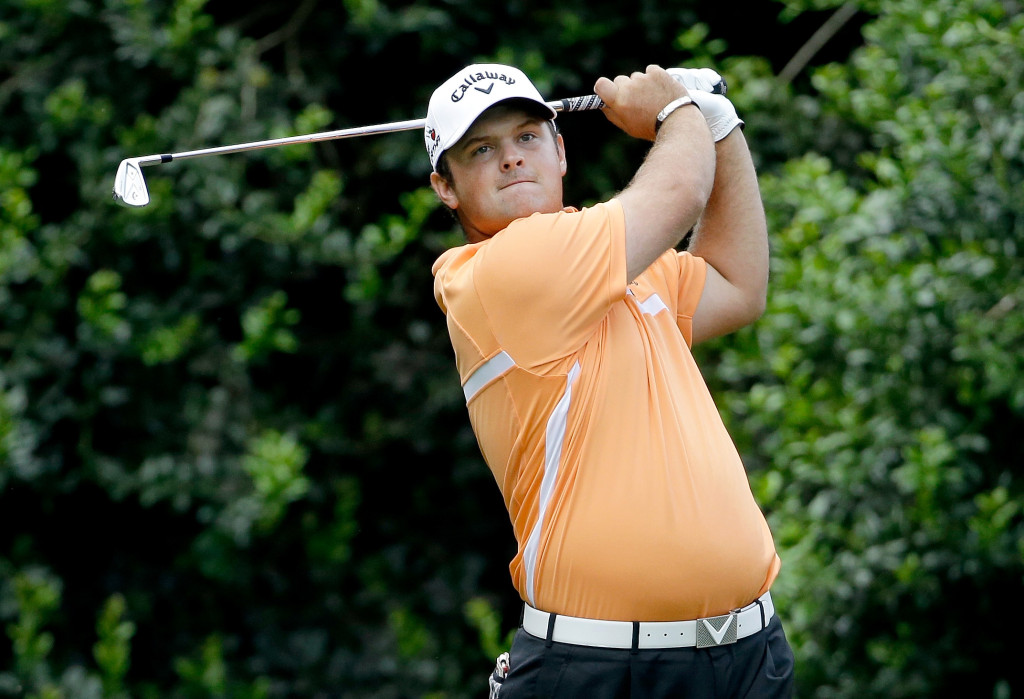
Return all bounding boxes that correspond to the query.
[500,179,534,190]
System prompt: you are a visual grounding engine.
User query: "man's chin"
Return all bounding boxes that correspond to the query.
[503,192,561,218]
[462,199,561,239]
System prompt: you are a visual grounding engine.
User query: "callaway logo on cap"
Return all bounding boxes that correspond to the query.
[424,64,557,171]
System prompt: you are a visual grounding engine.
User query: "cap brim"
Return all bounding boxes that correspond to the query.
[440,97,557,158]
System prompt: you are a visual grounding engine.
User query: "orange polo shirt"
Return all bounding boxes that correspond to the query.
[431,199,780,621]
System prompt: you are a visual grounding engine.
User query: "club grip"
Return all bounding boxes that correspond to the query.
[555,95,606,112]
[553,78,723,114]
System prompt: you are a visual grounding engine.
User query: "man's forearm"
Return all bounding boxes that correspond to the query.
[687,129,769,308]
[620,108,716,282]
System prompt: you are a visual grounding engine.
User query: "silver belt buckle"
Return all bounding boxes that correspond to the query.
[695,611,738,648]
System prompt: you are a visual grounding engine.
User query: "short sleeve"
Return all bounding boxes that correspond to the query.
[472,200,627,367]
[674,251,707,347]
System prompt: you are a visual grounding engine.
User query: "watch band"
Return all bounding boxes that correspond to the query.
[655,95,697,133]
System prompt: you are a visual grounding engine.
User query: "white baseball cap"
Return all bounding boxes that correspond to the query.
[424,64,557,171]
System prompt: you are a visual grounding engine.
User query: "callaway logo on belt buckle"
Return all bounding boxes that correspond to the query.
[695,611,738,648]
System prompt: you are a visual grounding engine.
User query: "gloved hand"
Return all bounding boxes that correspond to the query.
[488,651,510,699]
[667,67,727,95]
[667,67,744,142]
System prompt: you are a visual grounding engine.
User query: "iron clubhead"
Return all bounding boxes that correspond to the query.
[112,158,150,207]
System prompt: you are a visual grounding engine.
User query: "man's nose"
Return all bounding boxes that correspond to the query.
[500,145,525,170]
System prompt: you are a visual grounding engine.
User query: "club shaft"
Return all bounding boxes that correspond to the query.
[134,118,427,166]
[133,95,604,168]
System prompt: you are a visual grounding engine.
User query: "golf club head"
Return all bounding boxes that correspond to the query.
[112,158,150,207]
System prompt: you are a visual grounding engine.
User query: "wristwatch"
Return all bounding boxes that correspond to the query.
[655,95,697,133]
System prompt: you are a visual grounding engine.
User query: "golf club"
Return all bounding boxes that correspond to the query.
[112,94,606,208]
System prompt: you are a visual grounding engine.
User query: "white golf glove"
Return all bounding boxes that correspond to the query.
[667,67,744,142]
[488,651,510,698]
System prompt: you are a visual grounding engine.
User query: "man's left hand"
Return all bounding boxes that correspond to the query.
[667,68,744,142]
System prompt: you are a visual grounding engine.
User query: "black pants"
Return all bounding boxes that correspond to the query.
[498,614,794,698]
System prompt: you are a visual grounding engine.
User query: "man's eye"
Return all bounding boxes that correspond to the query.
[473,145,492,156]
[520,133,537,142]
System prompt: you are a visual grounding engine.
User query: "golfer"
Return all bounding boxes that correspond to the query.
[426,62,794,698]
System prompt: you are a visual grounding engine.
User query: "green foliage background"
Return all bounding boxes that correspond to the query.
[1,0,1021,696]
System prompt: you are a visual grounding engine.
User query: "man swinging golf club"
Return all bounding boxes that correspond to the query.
[428,62,795,698]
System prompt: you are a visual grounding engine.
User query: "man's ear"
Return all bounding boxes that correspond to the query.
[430,172,459,210]
[557,134,567,176]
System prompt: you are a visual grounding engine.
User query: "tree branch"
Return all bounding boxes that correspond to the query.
[251,0,320,57]
[778,2,860,84]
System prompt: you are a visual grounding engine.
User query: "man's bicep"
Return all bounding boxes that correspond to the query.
[619,189,688,284]
[690,262,760,345]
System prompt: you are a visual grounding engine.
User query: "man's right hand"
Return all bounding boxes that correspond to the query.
[594,65,695,142]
